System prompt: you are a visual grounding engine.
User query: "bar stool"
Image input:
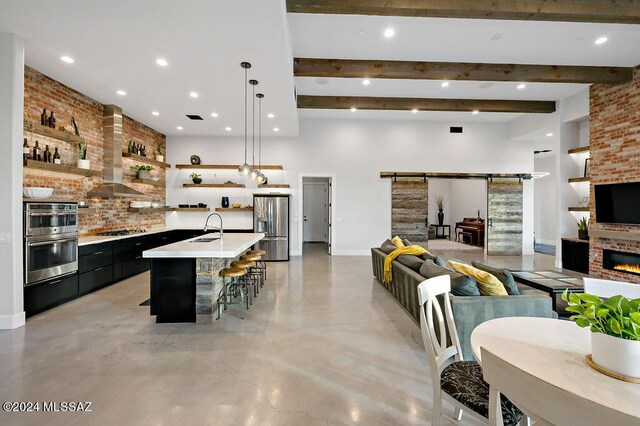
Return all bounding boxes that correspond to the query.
[246,249,267,283]
[231,259,257,302]
[241,253,264,290]
[218,267,248,320]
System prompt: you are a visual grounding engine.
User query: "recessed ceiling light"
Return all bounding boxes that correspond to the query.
[152,111,159,116]
[546,132,554,137]
[362,79,370,86]
[441,81,450,88]
[273,127,280,132]
[358,30,365,36]
[60,56,74,64]
[156,58,168,67]
[491,33,504,41]
[517,83,526,90]
[116,90,126,96]
[176,126,183,130]
[594,36,608,45]
[472,110,479,115]
[189,92,199,98]
[411,109,418,114]
[267,113,275,119]
[225,127,232,131]
[350,107,357,112]
[210,112,218,118]
[384,28,395,38]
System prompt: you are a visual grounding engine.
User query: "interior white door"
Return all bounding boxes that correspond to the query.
[303,182,329,242]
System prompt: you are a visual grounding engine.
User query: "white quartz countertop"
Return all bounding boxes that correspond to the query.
[78,227,252,246]
[142,233,264,259]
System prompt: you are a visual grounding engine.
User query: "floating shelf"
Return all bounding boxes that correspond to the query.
[24,160,101,177]
[568,146,590,155]
[25,122,85,145]
[131,178,165,187]
[183,183,245,188]
[122,152,171,168]
[175,164,283,170]
[78,208,97,215]
[258,184,290,188]
[568,177,590,183]
[215,207,253,212]
[568,207,590,212]
[171,207,210,212]
[127,207,173,213]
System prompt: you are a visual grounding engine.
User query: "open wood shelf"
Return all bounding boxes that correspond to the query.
[215,207,253,212]
[568,146,590,155]
[171,207,210,212]
[25,122,85,145]
[127,207,173,213]
[175,164,283,170]
[122,152,171,168]
[568,176,590,183]
[183,183,245,188]
[131,178,165,187]
[24,160,101,177]
[568,207,590,212]
[78,208,97,215]
[258,184,290,188]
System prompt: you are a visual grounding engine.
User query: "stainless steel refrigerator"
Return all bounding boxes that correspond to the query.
[253,194,290,261]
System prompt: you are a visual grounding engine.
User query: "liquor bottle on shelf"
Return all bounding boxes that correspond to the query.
[142,145,146,157]
[43,145,51,163]
[128,140,133,153]
[33,140,42,162]
[23,138,30,164]
[53,147,61,164]
[48,111,56,129]
[137,144,142,156]
[40,109,47,126]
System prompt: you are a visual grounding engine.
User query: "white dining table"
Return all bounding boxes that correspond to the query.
[471,317,640,420]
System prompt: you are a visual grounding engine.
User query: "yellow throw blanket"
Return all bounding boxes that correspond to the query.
[383,245,428,283]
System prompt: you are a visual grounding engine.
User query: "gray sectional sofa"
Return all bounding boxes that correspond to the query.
[371,245,556,360]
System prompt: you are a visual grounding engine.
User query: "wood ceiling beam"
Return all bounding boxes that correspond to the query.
[286,0,640,24]
[297,95,556,113]
[294,58,634,85]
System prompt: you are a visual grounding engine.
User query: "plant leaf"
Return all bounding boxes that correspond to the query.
[575,318,591,328]
[596,308,610,318]
[568,292,581,305]
[579,293,603,304]
[609,318,622,335]
[630,312,640,326]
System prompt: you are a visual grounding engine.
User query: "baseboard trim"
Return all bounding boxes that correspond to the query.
[290,250,302,257]
[0,312,25,329]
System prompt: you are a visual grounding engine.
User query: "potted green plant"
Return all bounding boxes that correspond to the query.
[131,165,153,179]
[577,217,589,240]
[77,139,89,169]
[562,290,640,378]
[190,173,202,184]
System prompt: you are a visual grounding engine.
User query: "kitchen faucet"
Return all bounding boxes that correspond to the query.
[203,213,224,237]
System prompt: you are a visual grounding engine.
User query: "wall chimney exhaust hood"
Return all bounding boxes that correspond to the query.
[87,105,149,199]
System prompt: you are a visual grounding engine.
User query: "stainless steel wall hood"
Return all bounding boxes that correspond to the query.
[87,105,149,199]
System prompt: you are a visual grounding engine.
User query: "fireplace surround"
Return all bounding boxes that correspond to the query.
[603,249,640,277]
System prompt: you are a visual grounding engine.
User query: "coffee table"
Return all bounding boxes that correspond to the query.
[511,270,584,315]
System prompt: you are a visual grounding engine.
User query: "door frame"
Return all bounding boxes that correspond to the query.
[298,173,336,256]
[303,180,329,243]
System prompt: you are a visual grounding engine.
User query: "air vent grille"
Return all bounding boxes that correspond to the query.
[186,114,203,120]
[450,126,463,133]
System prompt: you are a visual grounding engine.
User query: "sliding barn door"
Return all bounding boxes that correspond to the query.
[391,178,428,243]
[487,178,523,255]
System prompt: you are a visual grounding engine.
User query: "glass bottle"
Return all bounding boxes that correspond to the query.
[33,140,41,161]
[23,138,30,164]
[128,140,133,153]
[48,111,56,129]
[53,147,61,164]
[40,109,47,126]
[43,145,51,163]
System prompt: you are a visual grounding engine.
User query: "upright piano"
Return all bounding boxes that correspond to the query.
[455,218,485,247]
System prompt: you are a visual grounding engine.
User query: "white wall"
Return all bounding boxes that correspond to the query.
[166,118,534,255]
[534,154,557,245]
[449,180,487,228]
[427,179,451,226]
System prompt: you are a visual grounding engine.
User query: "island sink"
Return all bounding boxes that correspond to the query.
[190,237,220,243]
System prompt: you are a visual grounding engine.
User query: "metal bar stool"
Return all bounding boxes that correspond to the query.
[231,259,257,302]
[244,250,266,288]
[217,267,248,320]
[241,253,264,290]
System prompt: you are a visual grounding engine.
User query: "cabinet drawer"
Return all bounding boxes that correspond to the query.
[24,273,79,317]
[122,256,150,278]
[79,241,114,257]
[79,265,114,295]
[79,249,113,274]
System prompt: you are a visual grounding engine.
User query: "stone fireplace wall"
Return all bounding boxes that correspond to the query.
[589,66,640,283]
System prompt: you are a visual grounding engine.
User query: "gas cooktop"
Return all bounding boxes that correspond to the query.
[96,229,147,237]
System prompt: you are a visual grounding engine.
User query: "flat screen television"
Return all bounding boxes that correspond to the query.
[595,182,640,225]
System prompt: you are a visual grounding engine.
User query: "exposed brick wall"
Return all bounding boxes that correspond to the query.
[23,66,166,236]
[589,66,640,283]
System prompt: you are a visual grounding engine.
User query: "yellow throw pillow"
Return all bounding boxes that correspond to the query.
[391,236,405,248]
[448,260,508,296]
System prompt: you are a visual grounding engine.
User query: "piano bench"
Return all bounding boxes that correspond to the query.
[459,231,473,244]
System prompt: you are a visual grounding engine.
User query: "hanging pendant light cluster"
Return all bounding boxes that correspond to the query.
[239,61,268,183]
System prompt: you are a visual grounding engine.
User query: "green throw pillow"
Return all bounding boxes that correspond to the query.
[419,260,481,297]
[471,261,520,295]
[434,256,453,271]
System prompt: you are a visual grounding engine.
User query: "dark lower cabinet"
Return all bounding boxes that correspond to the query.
[79,265,114,295]
[562,238,589,274]
[24,273,79,317]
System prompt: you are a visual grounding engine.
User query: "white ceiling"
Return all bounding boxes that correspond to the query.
[299,109,521,123]
[0,0,299,137]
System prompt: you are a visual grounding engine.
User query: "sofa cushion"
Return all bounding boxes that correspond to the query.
[402,238,413,247]
[449,260,508,296]
[421,252,436,261]
[471,261,520,295]
[420,260,481,296]
[434,256,453,271]
[380,239,396,254]
[396,255,424,272]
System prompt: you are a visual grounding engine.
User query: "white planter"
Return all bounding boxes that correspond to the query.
[137,170,152,180]
[155,155,164,162]
[77,159,90,170]
[592,332,640,378]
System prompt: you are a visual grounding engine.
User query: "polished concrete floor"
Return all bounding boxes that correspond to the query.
[0,246,554,425]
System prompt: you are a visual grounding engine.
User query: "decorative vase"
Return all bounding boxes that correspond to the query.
[77,159,90,170]
[437,209,444,226]
[221,197,229,208]
[591,332,640,378]
[578,229,589,240]
[192,177,202,184]
[138,170,152,180]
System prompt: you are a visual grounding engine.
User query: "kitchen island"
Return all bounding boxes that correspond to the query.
[143,233,264,324]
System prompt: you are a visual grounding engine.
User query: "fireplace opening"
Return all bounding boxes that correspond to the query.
[603,250,640,276]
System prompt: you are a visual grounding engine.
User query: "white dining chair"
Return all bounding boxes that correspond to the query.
[417,275,524,426]
[584,277,640,299]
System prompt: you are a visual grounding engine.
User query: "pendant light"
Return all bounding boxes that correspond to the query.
[256,93,266,184]
[238,62,252,176]
[249,79,259,181]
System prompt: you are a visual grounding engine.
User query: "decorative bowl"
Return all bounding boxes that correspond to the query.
[130,201,145,208]
[232,203,241,208]
[23,187,53,199]
[141,201,153,208]
[151,202,161,208]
